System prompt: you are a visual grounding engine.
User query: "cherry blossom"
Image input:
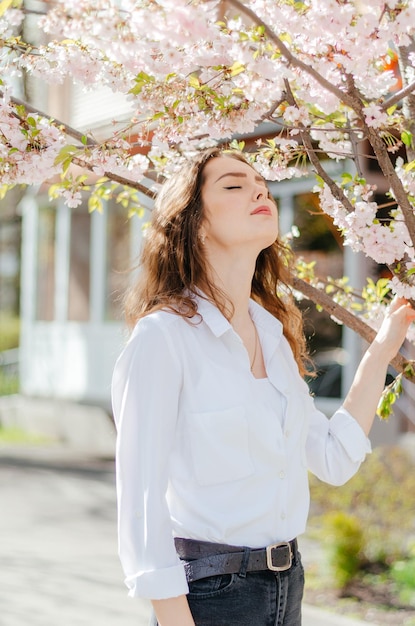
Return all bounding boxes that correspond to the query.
[2,0,415,363]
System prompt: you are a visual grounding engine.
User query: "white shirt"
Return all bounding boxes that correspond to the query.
[112,296,371,600]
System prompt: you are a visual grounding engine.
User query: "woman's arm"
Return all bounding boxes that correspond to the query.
[151,596,196,626]
[343,297,415,436]
[112,316,189,600]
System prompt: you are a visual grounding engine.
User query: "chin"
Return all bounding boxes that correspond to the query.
[261,232,279,249]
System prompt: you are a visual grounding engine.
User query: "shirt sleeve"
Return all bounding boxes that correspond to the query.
[111,316,188,600]
[304,395,372,486]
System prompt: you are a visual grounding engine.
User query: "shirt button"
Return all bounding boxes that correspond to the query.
[284,430,290,438]
[279,470,285,479]
[281,512,286,520]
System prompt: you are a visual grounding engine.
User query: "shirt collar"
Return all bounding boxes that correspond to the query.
[193,293,283,341]
[193,294,232,337]
[248,298,283,340]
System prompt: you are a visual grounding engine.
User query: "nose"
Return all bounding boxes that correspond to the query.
[253,184,266,201]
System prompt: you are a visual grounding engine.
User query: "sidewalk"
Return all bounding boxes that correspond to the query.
[0,442,368,626]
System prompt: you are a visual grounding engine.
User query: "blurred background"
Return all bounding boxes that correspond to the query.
[1,7,415,624]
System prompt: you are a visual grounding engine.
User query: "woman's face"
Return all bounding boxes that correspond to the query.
[200,156,279,255]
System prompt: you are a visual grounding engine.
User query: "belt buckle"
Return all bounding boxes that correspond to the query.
[266,542,292,572]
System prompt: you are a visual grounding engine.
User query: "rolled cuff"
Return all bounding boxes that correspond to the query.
[125,562,189,600]
[329,407,372,463]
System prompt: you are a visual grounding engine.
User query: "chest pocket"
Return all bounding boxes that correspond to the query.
[187,406,255,487]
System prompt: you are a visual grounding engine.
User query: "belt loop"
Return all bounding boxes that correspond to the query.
[238,547,251,578]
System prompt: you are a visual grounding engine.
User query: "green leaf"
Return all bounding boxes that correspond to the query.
[151,111,165,121]
[401,131,413,147]
[0,0,13,17]
[229,61,245,77]
[188,75,201,89]
[404,160,415,172]
[88,195,103,214]
[404,363,415,378]
[129,71,154,95]
[54,145,78,166]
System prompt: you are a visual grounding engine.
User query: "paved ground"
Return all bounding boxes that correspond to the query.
[0,443,368,626]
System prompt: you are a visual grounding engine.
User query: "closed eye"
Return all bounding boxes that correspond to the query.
[224,186,242,190]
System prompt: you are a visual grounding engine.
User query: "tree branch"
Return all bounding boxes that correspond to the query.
[397,44,415,163]
[382,78,415,110]
[3,92,98,147]
[1,92,157,199]
[365,123,415,248]
[283,79,355,213]
[290,275,414,379]
[71,157,157,199]
[341,77,415,249]
[226,0,360,113]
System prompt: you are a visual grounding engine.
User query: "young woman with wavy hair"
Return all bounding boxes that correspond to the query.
[112,147,415,626]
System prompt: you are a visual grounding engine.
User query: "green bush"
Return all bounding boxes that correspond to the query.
[0,371,19,396]
[309,445,415,565]
[323,511,364,588]
[390,541,415,606]
[0,315,20,351]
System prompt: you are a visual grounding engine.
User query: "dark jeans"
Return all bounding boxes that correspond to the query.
[149,556,304,626]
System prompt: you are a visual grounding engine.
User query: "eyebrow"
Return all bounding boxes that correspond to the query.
[214,172,267,185]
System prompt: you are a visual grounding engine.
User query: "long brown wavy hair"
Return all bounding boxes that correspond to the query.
[124,147,310,376]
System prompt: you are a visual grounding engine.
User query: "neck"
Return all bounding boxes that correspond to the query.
[203,247,257,325]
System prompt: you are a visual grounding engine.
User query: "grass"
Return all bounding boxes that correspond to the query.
[0,371,19,396]
[0,314,20,352]
[0,425,52,445]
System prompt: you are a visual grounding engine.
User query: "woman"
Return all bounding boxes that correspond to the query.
[112,147,415,626]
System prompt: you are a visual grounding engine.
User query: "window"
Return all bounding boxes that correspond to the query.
[68,209,91,321]
[105,206,131,321]
[36,207,55,321]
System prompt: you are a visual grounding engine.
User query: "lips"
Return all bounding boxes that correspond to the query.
[251,205,272,216]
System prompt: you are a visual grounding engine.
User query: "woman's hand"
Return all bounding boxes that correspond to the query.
[343,297,415,436]
[151,596,196,626]
[373,297,415,362]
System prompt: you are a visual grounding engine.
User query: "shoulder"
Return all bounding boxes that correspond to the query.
[113,311,186,382]
[130,309,186,339]
[125,309,199,359]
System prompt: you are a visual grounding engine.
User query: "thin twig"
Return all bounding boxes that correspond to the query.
[382,79,415,110]
[1,91,157,199]
[283,79,355,213]
[71,157,157,199]
[3,92,98,147]
[291,275,414,379]
[226,0,360,113]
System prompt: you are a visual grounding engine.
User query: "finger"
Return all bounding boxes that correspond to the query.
[389,296,408,313]
[389,297,415,318]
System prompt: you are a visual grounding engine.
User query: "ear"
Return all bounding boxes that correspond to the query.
[199,228,206,245]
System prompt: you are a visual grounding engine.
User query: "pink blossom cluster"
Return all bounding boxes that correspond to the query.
[2,0,414,155]
[318,184,414,266]
[1,0,415,310]
[0,101,66,185]
[310,125,353,161]
[0,8,24,38]
[89,144,149,180]
[253,136,306,181]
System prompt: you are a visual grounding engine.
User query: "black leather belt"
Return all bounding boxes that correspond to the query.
[174,537,298,583]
